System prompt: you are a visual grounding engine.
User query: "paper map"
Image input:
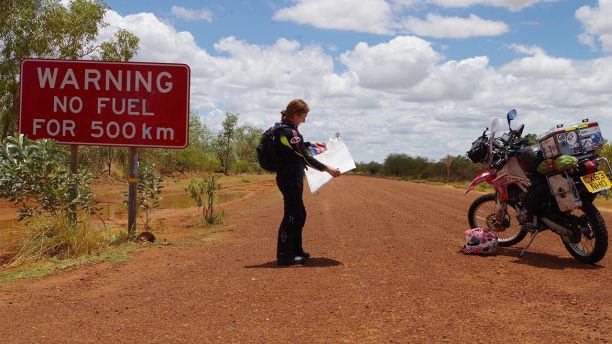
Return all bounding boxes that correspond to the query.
[305,134,356,193]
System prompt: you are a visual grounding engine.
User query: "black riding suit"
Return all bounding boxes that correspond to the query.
[274,121,325,259]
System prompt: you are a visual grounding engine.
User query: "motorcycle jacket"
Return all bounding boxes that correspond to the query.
[275,121,326,175]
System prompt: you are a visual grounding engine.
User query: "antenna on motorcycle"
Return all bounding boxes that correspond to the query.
[507,109,517,130]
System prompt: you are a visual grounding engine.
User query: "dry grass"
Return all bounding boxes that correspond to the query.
[8,215,109,267]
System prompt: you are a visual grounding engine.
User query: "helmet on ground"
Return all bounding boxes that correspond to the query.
[462,227,498,255]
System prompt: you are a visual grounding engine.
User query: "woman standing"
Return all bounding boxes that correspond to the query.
[274,99,341,266]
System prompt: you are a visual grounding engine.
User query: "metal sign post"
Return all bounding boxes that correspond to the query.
[128,147,138,234]
[70,145,79,226]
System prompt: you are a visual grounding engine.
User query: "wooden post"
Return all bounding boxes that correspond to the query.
[443,155,453,182]
[70,145,79,225]
[128,147,138,235]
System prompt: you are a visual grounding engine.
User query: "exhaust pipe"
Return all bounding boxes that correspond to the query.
[540,217,573,237]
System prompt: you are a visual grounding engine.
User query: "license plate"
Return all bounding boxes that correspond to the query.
[580,171,612,193]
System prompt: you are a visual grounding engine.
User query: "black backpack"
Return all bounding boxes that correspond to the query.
[256,123,288,172]
[467,135,487,163]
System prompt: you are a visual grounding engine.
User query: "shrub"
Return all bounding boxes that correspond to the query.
[0,135,107,264]
[185,174,224,225]
[0,134,98,221]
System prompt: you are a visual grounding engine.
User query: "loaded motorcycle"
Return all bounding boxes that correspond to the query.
[465,109,610,264]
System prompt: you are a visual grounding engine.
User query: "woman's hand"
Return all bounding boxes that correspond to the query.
[325,165,341,177]
[311,142,327,154]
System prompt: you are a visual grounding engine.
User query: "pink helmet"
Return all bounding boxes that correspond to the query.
[463,228,498,255]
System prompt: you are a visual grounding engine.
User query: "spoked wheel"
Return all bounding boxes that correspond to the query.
[468,193,527,247]
[562,203,608,264]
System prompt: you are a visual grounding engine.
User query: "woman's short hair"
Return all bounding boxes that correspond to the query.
[281,99,309,122]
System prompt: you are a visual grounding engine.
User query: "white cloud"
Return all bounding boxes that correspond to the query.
[99,10,612,162]
[410,56,492,100]
[425,0,548,11]
[573,57,612,96]
[273,0,394,34]
[212,36,334,89]
[576,0,612,52]
[100,11,216,72]
[340,36,442,89]
[502,44,575,78]
[170,6,213,22]
[401,14,508,38]
[391,0,421,6]
[506,43,545,55]
[274,0,510,39]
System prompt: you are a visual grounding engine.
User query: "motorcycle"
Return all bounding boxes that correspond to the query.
[465,109,610,264]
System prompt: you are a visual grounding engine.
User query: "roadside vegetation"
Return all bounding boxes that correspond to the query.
[186,174,225,226]
[354,142,612,182]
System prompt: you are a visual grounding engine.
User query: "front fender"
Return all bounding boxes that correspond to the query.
[465,171,493,194]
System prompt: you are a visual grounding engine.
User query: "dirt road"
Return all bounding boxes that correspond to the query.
[0,175,610,343]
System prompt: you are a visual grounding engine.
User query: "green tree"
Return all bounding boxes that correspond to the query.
[355,161,383,175]
[524,133,538,145]
[382,153,429,179]
[448,155,481,181]
[600,143,612,162]
[233,125,261,173]
[99,29,139,61]
[218,113,239,175]
[420,155,480,181]
[0,0,140,138]
[137,115,220,175]
[179,115,220,172]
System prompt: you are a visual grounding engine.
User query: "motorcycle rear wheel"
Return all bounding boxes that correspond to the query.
[562,203,608,264]
[468,193,527,247]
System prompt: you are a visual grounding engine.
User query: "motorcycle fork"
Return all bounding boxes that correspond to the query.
[496,196,540,257]
[494,198,507,226]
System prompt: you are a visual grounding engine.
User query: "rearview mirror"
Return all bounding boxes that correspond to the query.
[507,109,517,129]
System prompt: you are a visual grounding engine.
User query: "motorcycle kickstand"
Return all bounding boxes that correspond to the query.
[519,230,539,257]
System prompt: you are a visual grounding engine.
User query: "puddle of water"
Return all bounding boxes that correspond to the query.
[0,191,246,245]
[98,191,245,220]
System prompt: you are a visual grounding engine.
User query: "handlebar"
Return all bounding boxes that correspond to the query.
[488,124,528,169]
[506,124,525,143]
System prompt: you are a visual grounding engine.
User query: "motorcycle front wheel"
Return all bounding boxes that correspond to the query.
[468,193,527,247]
[562,203,608,264]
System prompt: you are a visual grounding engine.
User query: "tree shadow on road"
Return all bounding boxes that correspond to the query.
[496,247,604,270]
[244,257,342,269]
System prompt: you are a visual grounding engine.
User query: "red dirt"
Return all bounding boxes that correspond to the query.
[0,175,610,343]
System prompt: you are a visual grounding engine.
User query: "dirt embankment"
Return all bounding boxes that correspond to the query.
[0,175,610,343]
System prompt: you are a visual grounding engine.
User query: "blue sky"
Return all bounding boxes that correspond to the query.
[106,1,603,66]
[97,0,612,162]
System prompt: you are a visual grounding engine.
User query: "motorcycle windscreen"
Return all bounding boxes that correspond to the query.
[487,118,502,166]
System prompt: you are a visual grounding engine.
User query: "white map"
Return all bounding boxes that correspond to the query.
[305,134,356,193]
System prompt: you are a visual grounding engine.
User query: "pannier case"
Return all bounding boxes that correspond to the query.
[547,172,582,212]
[538,121,603,159]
